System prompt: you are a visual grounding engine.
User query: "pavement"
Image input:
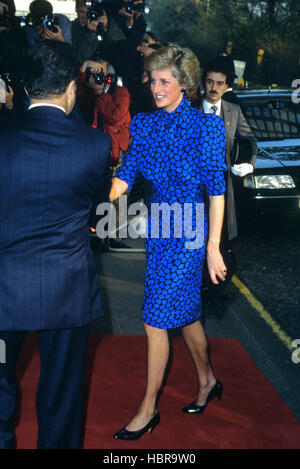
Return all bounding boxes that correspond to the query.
[90,237,300,424]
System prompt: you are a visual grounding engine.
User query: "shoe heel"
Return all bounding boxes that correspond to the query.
[148,412,160,434]
[216,380,223,400]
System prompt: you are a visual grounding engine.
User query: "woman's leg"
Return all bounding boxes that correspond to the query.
[125,322,169,431]
[181,320,216,405]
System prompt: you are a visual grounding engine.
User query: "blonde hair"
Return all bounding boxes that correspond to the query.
[144,43,201,101]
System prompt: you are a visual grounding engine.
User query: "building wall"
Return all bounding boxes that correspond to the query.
[15,0,77,20]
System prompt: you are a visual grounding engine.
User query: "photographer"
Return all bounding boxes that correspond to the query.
[77,58,131,167]
[0,1,27,115]
[24,0,72,47]
[115,0,147,41]
[108,0,147,81]
[72,1,148,83]
[72,0,109,64]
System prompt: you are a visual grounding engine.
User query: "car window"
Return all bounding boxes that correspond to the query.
[258,145,300,161]
[239,97,300,141]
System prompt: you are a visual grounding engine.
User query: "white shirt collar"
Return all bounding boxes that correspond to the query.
[28,103,67,114]
[202,98,222,116]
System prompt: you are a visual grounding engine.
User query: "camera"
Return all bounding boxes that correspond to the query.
[86,67,120,89]
[122,0,149,14]
[86,67,105,85]
[85,0,114,21]
[42,14,59,33]
[20,13,59,33]
[0,9,10,27]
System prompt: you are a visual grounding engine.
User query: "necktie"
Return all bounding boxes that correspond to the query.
[210,105,218,114]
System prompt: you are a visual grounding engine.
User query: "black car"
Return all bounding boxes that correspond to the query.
[233,89,300,216]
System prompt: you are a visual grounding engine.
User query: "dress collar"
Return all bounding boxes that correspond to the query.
[160,95,191,119]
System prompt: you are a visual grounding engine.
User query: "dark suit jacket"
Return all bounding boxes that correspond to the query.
[198,98,257,240]
[0,106,111,331]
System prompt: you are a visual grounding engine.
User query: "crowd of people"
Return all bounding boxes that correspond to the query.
[0,0,160,164]
[0,0,258,449]
[0,0,257,176]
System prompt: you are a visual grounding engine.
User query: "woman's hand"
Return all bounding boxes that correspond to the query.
[207,194,226,284]
[207,242,227,284]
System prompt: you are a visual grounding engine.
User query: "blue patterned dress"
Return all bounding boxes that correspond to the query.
[116,96,226,329]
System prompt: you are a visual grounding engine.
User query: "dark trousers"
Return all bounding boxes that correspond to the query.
[0,326,90,449]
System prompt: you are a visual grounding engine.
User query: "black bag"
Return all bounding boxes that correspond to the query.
[202,249,237,300]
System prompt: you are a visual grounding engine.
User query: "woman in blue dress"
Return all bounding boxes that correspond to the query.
[110,44,228,440]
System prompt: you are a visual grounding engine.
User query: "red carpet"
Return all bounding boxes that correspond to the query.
[14,334,300,449]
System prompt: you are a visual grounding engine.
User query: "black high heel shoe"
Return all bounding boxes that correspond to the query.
[113,412,160,440]
[182,379,223,414]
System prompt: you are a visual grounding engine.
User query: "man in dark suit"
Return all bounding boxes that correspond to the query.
[0,40,111,448]
[198,58,257,241]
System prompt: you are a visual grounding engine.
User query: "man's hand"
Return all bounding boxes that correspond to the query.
[231,163,254,177]
[42,25,64,42]
[86,11,108,34]
[87,17,101,33]
[132,0,144,19]
[137,45,155,57]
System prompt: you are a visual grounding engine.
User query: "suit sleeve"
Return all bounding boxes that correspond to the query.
[236,107,258,167]
[89,133,112,228]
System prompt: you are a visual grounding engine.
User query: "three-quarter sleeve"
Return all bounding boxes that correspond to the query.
[115,114,144,189]
[200,114,227,196]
